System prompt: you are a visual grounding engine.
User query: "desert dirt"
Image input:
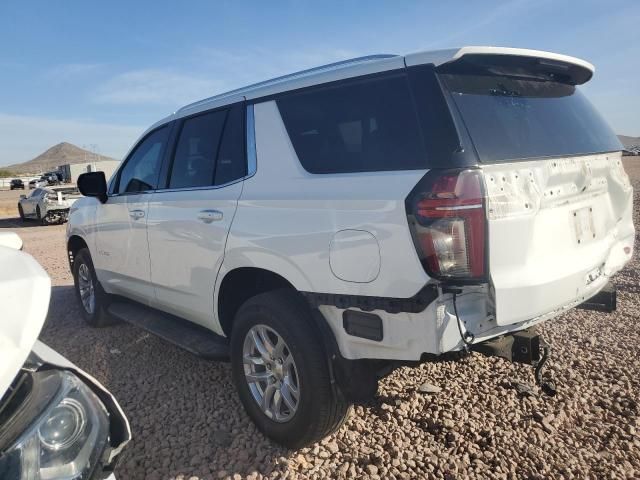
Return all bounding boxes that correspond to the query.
[1,157,639,479]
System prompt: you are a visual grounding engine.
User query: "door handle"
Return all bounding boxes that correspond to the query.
[197,209,223,223]
[129,209,145,219]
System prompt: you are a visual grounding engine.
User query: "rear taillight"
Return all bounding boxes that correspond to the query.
[406,168,486,281]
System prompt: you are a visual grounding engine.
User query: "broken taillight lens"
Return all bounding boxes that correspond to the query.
[407,168,486,280]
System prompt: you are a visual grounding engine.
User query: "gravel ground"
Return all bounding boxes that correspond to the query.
[1,157,639,479]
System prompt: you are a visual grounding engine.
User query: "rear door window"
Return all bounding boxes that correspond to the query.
[169,110,227,189]
[276,74,428,174]
[214,104,246,185]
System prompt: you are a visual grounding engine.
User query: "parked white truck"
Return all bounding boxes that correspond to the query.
[66,46,634,447]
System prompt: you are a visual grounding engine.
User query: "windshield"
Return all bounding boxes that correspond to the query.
[440,73,622,162]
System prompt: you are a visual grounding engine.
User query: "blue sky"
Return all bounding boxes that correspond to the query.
[0,0,638,166]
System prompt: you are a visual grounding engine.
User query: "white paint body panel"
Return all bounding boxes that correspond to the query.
[482,153,634,325]
[146,182,243,327]
[404,46,594,77]
[93,193,155,303]
[330,230,380,283]
[219,101,428,302]
[0,246,51,396]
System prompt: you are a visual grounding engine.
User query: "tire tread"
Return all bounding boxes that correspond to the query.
[231,289,350,448]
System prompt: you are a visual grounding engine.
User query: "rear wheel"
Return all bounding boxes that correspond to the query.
[72,248,116,327]
[18,204,24,220]
[230,289,350,448]
[36,206,47,226]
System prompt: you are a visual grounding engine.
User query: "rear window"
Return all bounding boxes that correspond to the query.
[277,74,428,174]
[440,74,622,162]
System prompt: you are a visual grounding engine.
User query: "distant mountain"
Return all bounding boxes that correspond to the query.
[4,142,117,174]
[618,135,640,148]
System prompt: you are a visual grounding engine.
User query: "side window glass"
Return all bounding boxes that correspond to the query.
[118,126,169,194]
[277,75,427,173]
[215,104,246,185]
[169,110,227,189]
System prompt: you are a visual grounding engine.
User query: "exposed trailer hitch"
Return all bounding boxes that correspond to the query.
[533,339,556,396]
[473,329,557,396]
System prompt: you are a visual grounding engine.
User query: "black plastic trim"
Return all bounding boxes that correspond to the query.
[343,310,383,341]
[301,285,439,314]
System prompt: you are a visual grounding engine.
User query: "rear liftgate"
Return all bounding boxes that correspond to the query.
[406,167,622,396]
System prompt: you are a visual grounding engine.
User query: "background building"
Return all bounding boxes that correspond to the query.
[59,160,121,184]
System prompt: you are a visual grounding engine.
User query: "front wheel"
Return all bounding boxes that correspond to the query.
[18,204,24,220]
[72,248,116,327]
[230,289,351,448]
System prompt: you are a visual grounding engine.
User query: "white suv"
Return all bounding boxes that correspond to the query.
[67,46,634,447]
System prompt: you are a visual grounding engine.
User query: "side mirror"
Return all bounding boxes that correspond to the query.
[77,172,108,203]
[19,194,26,199]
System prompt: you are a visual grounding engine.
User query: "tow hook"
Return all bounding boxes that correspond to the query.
[473,329,557,397]
[533,340,557,396]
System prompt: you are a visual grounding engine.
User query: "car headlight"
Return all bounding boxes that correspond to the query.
[0,370,110,480]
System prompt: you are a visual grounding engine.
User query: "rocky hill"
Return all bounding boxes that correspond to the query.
[619,135,640,148]
[4,142,117,174]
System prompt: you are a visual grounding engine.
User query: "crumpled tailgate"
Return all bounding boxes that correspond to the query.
[482,152,634,325]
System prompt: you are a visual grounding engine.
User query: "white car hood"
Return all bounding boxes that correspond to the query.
[0,232,23,250]
[0,245,51,397]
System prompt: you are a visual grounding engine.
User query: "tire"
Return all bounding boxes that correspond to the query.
[18,204,24,220]
[230,289,351,448]
[36,206,47,226]
[72,248,116,327]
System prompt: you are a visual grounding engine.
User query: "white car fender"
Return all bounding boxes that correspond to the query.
[66,196,99,253]
[0,246,51,396]
[0,232,23,250]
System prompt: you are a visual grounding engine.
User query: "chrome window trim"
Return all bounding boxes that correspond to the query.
[107,190,155,199]
[246,104,257,177]
[150,177,246,194]
[107,104,257,198]
[109,175,250,197]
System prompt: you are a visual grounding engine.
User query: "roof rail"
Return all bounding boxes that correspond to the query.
[177,54,398,113]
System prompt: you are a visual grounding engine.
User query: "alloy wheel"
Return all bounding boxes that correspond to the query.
[242,324,300,422]
[77,263,95,315]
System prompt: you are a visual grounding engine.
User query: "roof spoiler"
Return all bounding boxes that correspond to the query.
[405,46,594,85]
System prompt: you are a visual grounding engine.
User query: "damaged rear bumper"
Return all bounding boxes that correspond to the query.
[316,278,619,361]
